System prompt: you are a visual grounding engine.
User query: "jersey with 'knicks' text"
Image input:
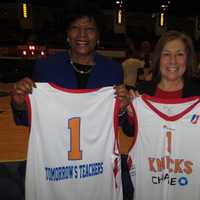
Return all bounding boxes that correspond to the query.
[129,94,200,200]
[25,83,122,200]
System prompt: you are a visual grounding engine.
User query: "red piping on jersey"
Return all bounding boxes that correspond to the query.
[25,95,32,130]
[113,97,120,155]
[49,83,100,93]
[142,94,200,121]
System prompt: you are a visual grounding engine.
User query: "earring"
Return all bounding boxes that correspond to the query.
[67,38,69,43]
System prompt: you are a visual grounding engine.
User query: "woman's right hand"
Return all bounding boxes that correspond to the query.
[11,77,36,110]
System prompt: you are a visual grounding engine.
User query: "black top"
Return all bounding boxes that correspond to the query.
[135,79,200,97]
[72,63,94,88]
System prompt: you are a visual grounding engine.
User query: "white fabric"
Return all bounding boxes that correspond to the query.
[25,83,122,200]
[129,95,200,200]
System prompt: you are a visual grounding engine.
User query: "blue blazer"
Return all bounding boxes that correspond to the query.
[33,51,123,88]
[14,50,123,125]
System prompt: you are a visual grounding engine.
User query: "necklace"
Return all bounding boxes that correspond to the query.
[70,60,94,74]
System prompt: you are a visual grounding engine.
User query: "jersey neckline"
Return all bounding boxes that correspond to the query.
[141,94,200,121]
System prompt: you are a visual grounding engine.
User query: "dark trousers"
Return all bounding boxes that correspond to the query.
[121,154,134,200]
[0,161,26,200]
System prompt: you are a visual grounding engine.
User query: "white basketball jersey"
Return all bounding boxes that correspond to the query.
[129,94,200,200]
[25,83,122,200]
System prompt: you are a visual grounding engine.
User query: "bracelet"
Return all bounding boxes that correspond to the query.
[118,109,127,117]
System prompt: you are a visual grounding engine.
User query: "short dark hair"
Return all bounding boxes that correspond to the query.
[152,30,197,84]
[64,4,102,32]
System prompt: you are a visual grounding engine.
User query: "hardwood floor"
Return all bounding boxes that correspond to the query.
[0,83,28,162]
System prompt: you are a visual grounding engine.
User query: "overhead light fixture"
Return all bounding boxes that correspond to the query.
[23,3,28,18]
[159,12,165,27]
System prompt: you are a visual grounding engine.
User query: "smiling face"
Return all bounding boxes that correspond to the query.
[67,16,98,59]
[159,39,187,83]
